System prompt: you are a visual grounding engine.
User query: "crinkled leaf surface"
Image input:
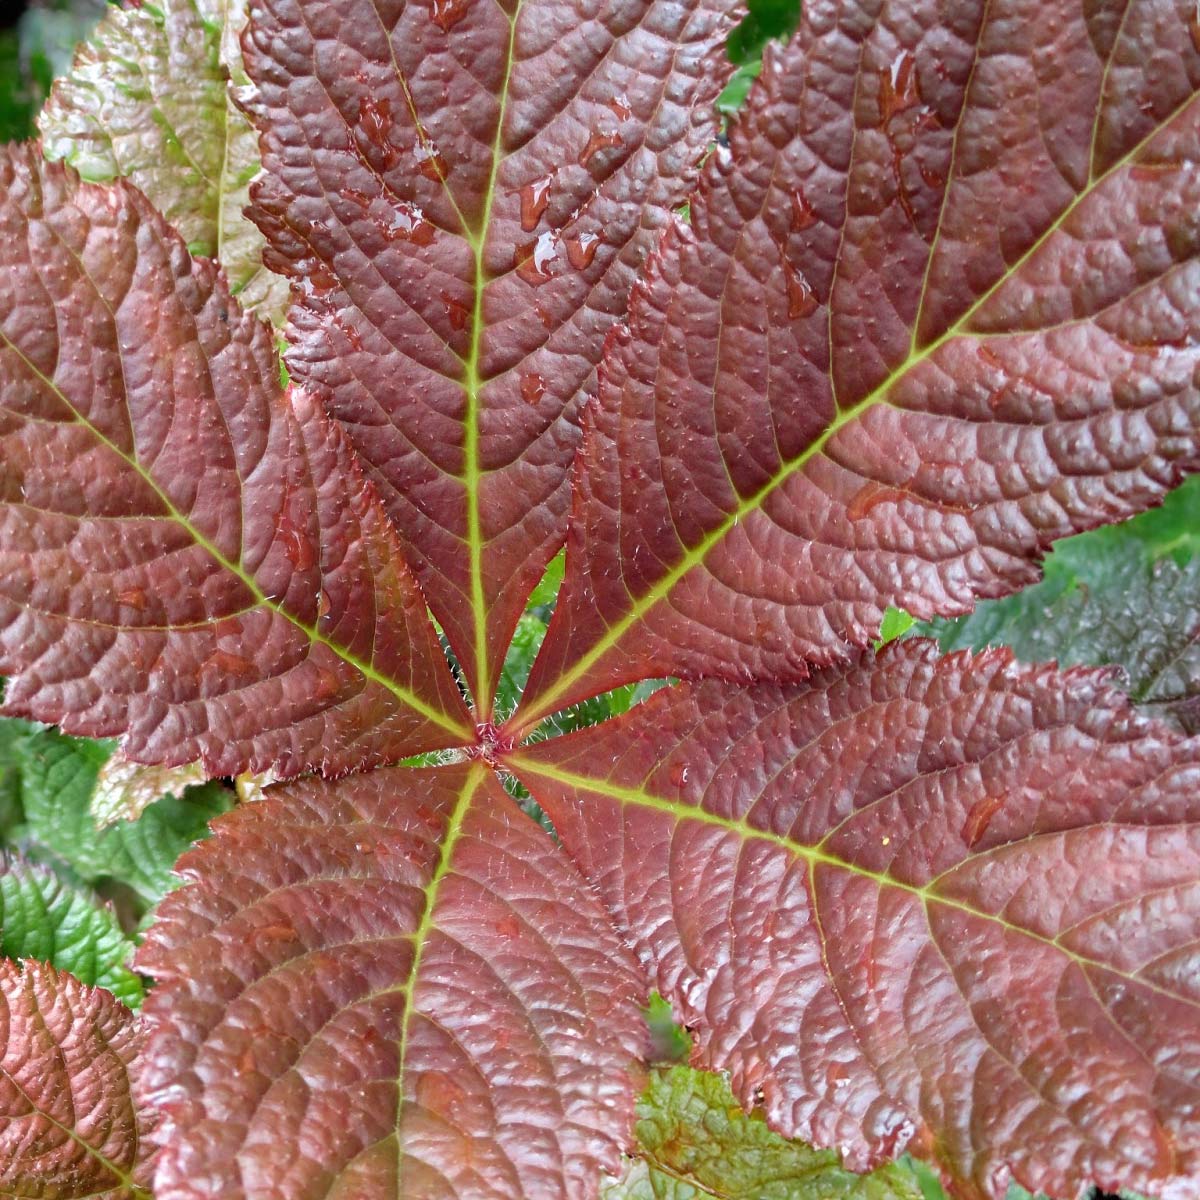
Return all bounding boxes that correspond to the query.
[604,1065,922,1200]
[241,0,740,710]
[136,763,646,1200]
[0,958,148,1198]
[39,0,289,321]
[11,725,231,908]
[0,148,472,776]
[0,857,142,1005]
[928,554,1200,734]
[517,1,1200,725]
[511,641,1200,1200]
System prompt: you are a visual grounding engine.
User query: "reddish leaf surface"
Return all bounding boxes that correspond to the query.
[511,641,1200,1200]
[136,764,646,1200]
[0,959,149,1198]
[241,0,739,711]
[0,148,471,776]
[518,0,1200,726]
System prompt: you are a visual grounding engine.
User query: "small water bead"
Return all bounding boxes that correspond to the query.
[565,231,599,269]
[413,139,447,181]
[430,0,472,32]
[579,127,623,168]
[789,188,818,231]
[519,174,553,232]
[879,50,921,124]
[783,262,818,319]
[513,230,559,284]
[385,202,435,246]
[519,372,546,404]
[441,291,469,330]
[606,92,633,121]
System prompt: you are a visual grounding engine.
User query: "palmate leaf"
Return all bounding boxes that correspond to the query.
[0,857,142,1005]
[135,764,646,1199]
[510,641,1200,1200]
[39,0,289,321]
[515,0,1200,727]
[0,959,149,1198]
[240,0,742,711]
[604,1065,923,1200]
[0,148,472,777]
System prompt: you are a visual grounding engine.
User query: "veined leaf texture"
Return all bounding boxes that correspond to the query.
[0,0,1198,1199]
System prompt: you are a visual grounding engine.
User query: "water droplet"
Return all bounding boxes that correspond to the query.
[206,648,255,678]
[879,50,921,124]
[565,231,599,269]
[431,0,472,31]
[669,761,689,787]
[1191,8,1200,53]
[519,173,553,232]
[117,586,147,610]
[962,793,1006,848]
[790,188,818,231]
[413,138,447,181]
[607,92,633,121]
[783,262,819,319]
[342,187,372,211]
[385,201,435,246]
[513,230,559,284]
[442,290,469,330]
[579,127,623,167]
[357,96,399,167]
[318,589,332,617]
[495,913,520,938]
[520,371,546,404]
[280,516,315,570]
[334,316,364,351]
[306,262,338,295]
[534,302,554,329]
[1130,158,1184,181]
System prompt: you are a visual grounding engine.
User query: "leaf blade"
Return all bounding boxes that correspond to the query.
[0,149,472,774]
[241,0,741,710]
[135,763,647,1199]
[0,959,148,1198]
[517,1,1200,725]
[511,641,1200,1199]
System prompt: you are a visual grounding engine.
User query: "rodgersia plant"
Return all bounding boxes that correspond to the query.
[0,0,1199,1197]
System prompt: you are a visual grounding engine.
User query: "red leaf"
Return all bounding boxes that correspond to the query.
[0,149,471,776]
[0,960,149,1198]
[135,765,646,1199]
[517,2,1200,726]
[511,641,1200,1200]
[241,0,740,711]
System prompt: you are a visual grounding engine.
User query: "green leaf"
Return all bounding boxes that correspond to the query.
[11,726,233,909]
[920,477,1200,730]
[38,0,288,321]
[0,858,142,1006]
[604,1066,923,1200]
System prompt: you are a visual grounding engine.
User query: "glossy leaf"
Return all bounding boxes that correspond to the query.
[39,0,289,321]
[12,724,231,908]
[512,640,1200,1199]
[517,1,1200,726]
[928,554,1200,734]
[241,0,741,710]
[604,1065,923,1200]
[0,958,148,1198]
[0,857,142,1005]
[136,763,646,1200]
[0,149,472,775]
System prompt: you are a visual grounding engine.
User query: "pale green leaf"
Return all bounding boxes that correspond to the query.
[38,0,288,320]
[603,1066,923,1200]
